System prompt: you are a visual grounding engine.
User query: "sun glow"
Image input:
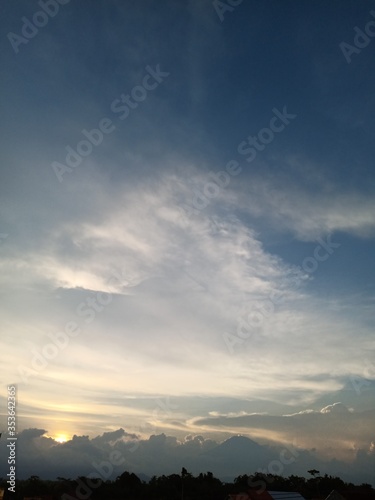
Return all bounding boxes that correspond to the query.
[54,434,68,443]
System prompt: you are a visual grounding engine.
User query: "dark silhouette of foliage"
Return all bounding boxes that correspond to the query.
[1,469,375,499]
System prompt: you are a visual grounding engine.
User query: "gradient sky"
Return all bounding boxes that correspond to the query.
[1,0,375,484]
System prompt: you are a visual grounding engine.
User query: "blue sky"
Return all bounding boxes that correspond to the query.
[1,0,375,484]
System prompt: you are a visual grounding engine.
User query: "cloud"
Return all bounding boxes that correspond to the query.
[18,428,48,439]
[191,404,375,463]
[1,1,374,490]
[1,171,373,439]
[320,402,350,414]
[1,428,374,485]
[232,157,375,241]
[92,428,138,445]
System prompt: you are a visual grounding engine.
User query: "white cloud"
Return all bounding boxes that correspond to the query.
[233,157,375,241]
[320,402,350,414]
[1,170,373,430]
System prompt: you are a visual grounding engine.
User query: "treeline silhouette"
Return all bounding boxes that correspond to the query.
[1,469,375,499]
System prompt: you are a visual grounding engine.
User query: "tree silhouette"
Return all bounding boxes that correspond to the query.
[2,470,375,500]
[307,469,320,477]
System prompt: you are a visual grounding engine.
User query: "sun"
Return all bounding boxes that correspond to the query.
[54,434,68,443]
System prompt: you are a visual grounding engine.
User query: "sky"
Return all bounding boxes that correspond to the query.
[0,0,375,485]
